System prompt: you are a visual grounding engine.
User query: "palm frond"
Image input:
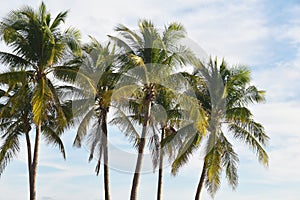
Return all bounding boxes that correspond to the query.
[205,144,222,197]
[226,107,253,122]
[171,131,202,175]
[31,78,52,125]
[148,122,160,171]
[73,108,95,147]
[0,51,34,68]
[50,11,68,31]
[63,27,82,57]
[87,120,103,162]
[111,84,139,103]
[0,70,29,86]
[162,22,186,47]
[110,108,140,148]
[229,123,269,166]
[52,65,97,95]
[108,35,134,54]
[46,78,67,129]
[0,132,21,176]
[114,24,142,51]
[42,126,66,159]
[221,138,239,190]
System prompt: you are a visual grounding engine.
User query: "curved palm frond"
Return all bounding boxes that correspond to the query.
[73,108,95,148]
[228,123,268,166]
[0,131,21,176]
[171,131,202,175]
[109,107,140,148]
[42,126,66,159]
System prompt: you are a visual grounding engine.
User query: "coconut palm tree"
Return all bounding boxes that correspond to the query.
[153,87,182,200]
[0,77,33,183]
[0,70,73,200]
[0,3,81,200]
[113,85,182,200]
[171,58,269,200]
[166,70,210,174]
[71,38,121,200]
[109,20,203,200]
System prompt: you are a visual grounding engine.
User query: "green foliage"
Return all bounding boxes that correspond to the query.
[0,131,21,176]
[203,59,268,197]
[0,1,81,181]
[0,3,269,198]
[169,57,269,198]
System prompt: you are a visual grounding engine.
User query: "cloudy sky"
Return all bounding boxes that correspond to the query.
[0,0,300,200]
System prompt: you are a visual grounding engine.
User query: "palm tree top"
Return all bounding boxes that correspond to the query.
[0,2,81,70]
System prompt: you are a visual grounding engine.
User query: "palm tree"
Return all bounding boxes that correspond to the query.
[163,70,209,177]
[171,58,269,199]
[0,3,81,200]
[114,86,182,200]
[109,20,201,200]
[0,78,33,184]
[71,38,120,200]
[153,88,181,200]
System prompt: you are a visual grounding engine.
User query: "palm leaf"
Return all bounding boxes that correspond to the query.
[229,123,269,166]
[0,51,34,68]
[42,126,66,159]
[205,144,222,197]
[110,108,140,148]
[171,130,202,175]
[46,78,67,129]
[50,11,68,31]
[73,108,95,148]
[32,78,52,124]
[0,131,21,176]
[108,35,134,53]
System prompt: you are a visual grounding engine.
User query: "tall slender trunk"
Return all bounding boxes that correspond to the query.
[102,110,110,200]
[157,126,165,200]
[30,123,41,200]
[195,160,207,200]
[130,99,152,200]
[25,131,32,200]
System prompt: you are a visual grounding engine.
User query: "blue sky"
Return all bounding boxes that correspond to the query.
[0,0,300,199]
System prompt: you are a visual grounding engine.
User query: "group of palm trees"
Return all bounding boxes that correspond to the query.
[0,2,269,200]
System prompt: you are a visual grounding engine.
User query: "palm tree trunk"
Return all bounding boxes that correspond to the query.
[157,126,165,200]
[25,131,33,200]
[102,110,110,200]
[30,123,41,200]
[130,99,152,200]
[195,160,207,200]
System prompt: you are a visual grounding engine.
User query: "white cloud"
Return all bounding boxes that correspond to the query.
[252,49,300,102]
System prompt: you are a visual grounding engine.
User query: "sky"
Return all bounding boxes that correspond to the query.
[0,0,300,200]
